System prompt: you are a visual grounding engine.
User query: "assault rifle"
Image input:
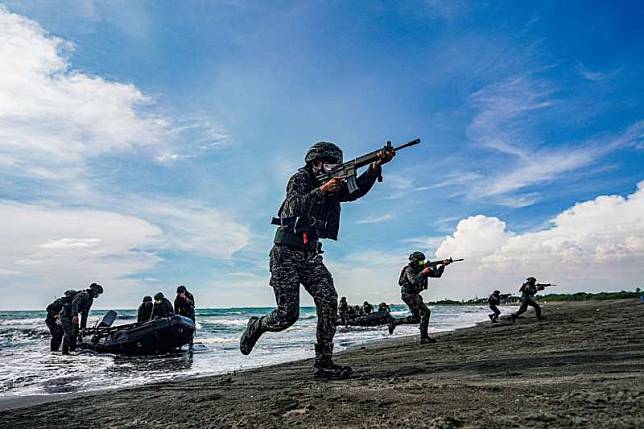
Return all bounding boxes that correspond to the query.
[421,257,464,267]
[537,283,556,289]
[315,138,421,194]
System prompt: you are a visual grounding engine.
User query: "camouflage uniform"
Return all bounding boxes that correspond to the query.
[338,298,349,326]
[488,293,502,322]
[152,297,175,319]
[45,297,65,351]
[137,299,153,323]
[513,282,544,320]
[174,291,196,322]
[242,157,381,369]
[391,263,444,339]
[61,289,93,354]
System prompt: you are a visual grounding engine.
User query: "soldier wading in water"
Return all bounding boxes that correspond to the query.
[240,141,395,379]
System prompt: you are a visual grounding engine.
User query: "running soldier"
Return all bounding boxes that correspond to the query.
[388,252,452,344]
[240,141,395,379]
[511,277,554,322]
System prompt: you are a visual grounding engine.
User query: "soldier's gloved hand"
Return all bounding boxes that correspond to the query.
[443,259,453,265]
[72,315,79,325]
[319,177,344,195]
[373,147,396,167]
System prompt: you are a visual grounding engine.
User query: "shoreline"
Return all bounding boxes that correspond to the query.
[0,308,487,411]
[2,299,643,428]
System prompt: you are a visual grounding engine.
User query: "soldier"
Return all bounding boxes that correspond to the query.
[511,277,552,322]
[388,252,452,344]
[362,301,373,315]
[338,297,349,326]
[378,302,391,314]
[174,285,196,322]
[488,290,511,323]
[44,290,76,352]
[137,296,153,323]
[152,292,174,319]
[239,140,395,379]
[61,283,103,355]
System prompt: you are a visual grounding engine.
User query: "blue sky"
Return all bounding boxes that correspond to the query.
[0,1,642,309]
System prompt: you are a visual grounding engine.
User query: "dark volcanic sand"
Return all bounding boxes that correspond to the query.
[2,299,643,428]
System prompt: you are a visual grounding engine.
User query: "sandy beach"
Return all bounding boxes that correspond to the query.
[2,299,643,428]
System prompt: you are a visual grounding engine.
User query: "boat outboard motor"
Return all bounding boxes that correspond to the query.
[98,310,118,328]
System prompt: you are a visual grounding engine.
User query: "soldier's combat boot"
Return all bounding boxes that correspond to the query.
[419,336,436,344]
[313,343,353,380]
[240,316,265,355]
[387,319,397,335]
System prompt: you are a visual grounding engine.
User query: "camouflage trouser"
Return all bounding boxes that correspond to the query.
[489,304,501,321]
[515,296,541,318]
[45,318,64,351]
[61,316,78,354]
[261,245,338,349]
[396,292,431,338]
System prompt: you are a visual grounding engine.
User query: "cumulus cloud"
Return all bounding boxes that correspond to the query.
[0,7,173,180]
[0,198,252,309]
[318,182,644,305]
[0,7,227,181]
[432,181,644,298]
[0,202,162,309]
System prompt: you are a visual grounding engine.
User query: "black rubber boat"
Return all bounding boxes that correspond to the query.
[341,311,393,327]
[79,311,195,355]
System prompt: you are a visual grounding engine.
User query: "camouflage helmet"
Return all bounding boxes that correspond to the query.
[409,251,426,262]
[305,141,343,164]
[526,277,536,283]
[493,290,501,295]
[89,283,103,295]
[143,296,152,303]
[154,292,165,300]
[177,285,187,294]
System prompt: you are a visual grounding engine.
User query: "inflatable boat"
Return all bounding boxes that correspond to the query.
[79,311,195,355]
[341,311,393,327]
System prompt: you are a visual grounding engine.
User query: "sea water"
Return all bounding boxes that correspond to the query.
[0,305,491,398]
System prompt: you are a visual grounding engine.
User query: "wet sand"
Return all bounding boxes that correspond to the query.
[2,299,643,428]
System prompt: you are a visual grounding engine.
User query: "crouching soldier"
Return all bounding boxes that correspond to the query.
[388,252,452,344]
[488,290,511,323]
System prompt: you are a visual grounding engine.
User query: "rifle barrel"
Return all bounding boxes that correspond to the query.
[393,138,421,151]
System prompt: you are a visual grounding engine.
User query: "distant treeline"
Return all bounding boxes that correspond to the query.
[428,289,642,306]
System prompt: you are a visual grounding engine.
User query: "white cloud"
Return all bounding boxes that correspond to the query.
[577,63,622,82]
[132,199,250,260]
[357,214,393,224]
[0,7,227,181]
[431,181,644,298]
[464,74,644,206]
[0,201,162,309]
[317,182,644,305]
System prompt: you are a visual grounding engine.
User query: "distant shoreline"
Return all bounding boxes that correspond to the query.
[3,290,642,312]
